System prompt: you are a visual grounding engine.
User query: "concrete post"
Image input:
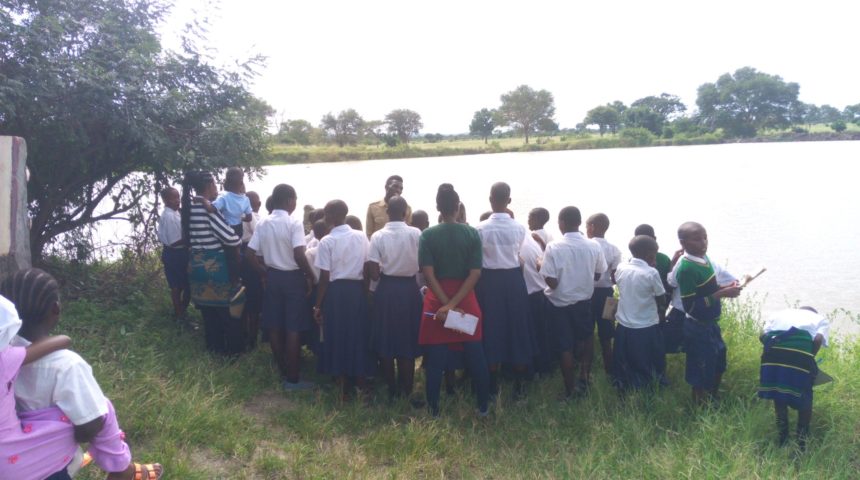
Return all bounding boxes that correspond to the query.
[0,136,31,279]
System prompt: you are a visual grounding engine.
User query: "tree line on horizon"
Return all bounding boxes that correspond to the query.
[278,68,860,147]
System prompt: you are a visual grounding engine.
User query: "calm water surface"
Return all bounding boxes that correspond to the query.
[245,141,860,333]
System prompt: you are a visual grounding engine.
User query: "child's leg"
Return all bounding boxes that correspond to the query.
[169,287,183,318]
[797,406,812,450]
[397,357,416,397]
[286,331,303,383]
[463,341,490,413]
[424,345,447,415]
[774,401,790,446]
[381,358,397,397]
[268,328,289,378]
[444,368,456,395]
[560,350,576,397]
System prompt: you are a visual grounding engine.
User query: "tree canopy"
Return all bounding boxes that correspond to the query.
[696,67,800,137]
[0,0,272,260]
[384,109,423,144]
[584,105,622,136]
[320,109,365,147]
[497,85,556,144]
[469,108,496,144]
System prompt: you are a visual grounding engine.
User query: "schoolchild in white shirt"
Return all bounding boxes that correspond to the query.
[475,182,534,399]
[541,206,607,398]
[612,235,667,390]
[520,227,553,375]
[313,200,373,400]
[367,196,423,399]
[527,207,553,251]
[156,187,189,320]
[586,213,622,375]
[246,184,316,391]
[241,191,264,349]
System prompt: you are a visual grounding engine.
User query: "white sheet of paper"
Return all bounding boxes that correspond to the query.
[443,310,478,336]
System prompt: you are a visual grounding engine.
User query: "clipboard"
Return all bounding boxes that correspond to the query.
[442,311,479,336]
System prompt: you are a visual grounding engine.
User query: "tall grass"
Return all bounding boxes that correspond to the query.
[51,257,860,479]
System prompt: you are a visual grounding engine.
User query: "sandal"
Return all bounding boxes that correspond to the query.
[133,463,163,480]
[81,452,93,468]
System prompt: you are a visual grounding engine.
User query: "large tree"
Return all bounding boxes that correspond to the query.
[0,0,271,260]
[497,85,556,144]
[631,93,687,122]
[277,119,318,145]
[584,105,622,136]
[469,108,496,143]
[696,67,800,137]
[844,103,860,125]
[384,109,423,144]
[320,109,365,147]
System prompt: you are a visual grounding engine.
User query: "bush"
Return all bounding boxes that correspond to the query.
[831,120,847,132]
[792,127,809,134]
[619,127,655,146]
[662,126,674,139]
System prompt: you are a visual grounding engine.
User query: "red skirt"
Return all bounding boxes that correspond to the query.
[418,278,483,345]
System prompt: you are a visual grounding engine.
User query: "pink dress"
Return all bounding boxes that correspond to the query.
[0,346,78,480]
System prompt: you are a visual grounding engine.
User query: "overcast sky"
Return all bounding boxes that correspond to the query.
[161,0,860,134]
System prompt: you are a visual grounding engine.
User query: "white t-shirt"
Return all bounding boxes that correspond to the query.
[532,228,553,247]
[368,221,421,277]
[305,246,321,285]
[520,234,547,294]
[615,258,666,329]
[11,336,108,425]
[156,206,182,247]
[592,237,622,288]
[541,232,607,307]
[476,213,526,270]
[315,224,369,281]
[247,209,306,271]
[241,211,260,244]
[763,308,830,347]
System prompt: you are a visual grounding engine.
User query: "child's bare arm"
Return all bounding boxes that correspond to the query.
[74,416,106,444]
[194,196,215,213]
[24,335,71,364]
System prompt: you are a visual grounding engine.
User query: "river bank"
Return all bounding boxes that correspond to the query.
[266,130,860,165]
[48,257,860,479]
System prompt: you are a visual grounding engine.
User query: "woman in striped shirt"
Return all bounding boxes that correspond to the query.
[181,171,244,355]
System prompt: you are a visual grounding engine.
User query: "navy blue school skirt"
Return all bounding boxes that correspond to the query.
[318,279,374,377]
[161,247,189,289]
[262,268,311,332]
[476,267,534,366]
[528,291,555,373]
[612,323,666,390]
[372,274,422,359]
[662,307,686,353]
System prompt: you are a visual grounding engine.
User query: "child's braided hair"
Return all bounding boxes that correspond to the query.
[0,268,60,332]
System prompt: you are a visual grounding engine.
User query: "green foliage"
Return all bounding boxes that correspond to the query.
[619,127,655,146]
[424,133,444,143]
[630,93,687,121]
[277,119,318,145]
[696,67,800,138]
[0,0,272,260]
[622,106,664,136]
[497,85,556,144]
[584,105,622,136]
[384,109,423,144]
[818,105,843,124]
[57,260,860,478]
[830,120,847,132]
[469,108,496,144]
[844,103,860,125]
[320,109,365,147]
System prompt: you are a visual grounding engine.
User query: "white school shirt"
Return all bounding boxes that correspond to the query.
[520,234,547,294]
[615,258,666,329]
[368,221,421,277]
[304,232,316,247]
[541,232,608,307]
[156,206,182,247]
[315,224,369,281]
[476,213,526,269]
[241,211,260,243]
[11,336,108,425]
[246,209,306,271]
[667,253,736,311]
[763,309,830,347]
[532,228,553,247]
[305,246,321,285]
[592,237,622,288]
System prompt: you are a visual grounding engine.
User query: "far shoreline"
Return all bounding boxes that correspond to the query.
[265,131,860,166]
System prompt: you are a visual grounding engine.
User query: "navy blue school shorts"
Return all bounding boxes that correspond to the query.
[550,300,592,353]
[161,247,189,289]
[591,287,615,341]
[683,319,726,389]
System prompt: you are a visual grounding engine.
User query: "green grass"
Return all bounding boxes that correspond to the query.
[49,257,860,479]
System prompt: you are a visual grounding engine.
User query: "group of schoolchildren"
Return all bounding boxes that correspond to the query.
[151,172,829,450]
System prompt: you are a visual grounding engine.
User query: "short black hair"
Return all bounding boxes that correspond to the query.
[678,221,704,240]
[309,208,325,223]
[0,268,60,337]
[271,184,297,208]
[387,195,408,218]
[587,213,610,232]
[265,196,274,214]
[324,199,349,222]
[346,215,363,231]
[159,186,178,201]
[224,167,244,189]
[558,206,581,228]
[529,208,550,226]
[490,182,511,203]
[634,224,656,238]
[436,184,460,215]
[386,175,403,187]
[629,235,658,259]
[312,219,329,240]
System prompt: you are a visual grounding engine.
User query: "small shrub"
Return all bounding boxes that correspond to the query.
[619,127,655,146]
[831,120,847,132]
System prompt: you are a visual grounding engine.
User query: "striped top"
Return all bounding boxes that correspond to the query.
[187,203,240,250]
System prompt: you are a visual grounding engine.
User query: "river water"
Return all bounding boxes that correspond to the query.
[242,141,860,334]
